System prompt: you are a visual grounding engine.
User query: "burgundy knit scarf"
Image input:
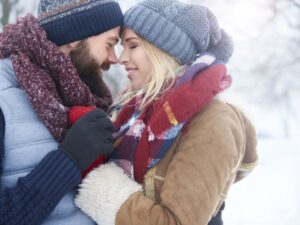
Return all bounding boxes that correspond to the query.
[0,14,112,141]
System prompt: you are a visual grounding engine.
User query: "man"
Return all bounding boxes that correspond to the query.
[0,0,123,224]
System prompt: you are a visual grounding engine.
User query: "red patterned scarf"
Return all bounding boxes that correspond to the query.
[110,56,232,184]
[0,14,112,141]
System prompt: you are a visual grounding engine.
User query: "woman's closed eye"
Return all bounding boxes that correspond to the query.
[129,44,138,49]
[127,41,139,49]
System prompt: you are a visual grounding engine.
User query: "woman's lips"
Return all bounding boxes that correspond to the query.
[126,68,138,78]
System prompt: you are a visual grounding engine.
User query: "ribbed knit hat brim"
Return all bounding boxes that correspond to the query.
[39,2,123,46]
[125,5,196,64]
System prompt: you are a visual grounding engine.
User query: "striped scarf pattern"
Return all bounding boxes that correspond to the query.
[110,55,232,184]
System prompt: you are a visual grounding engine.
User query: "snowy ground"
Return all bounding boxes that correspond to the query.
[224,138,300,225]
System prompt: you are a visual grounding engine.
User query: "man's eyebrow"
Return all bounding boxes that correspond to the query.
[109,36,119,44]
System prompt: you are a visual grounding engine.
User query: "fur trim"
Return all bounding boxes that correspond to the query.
[75,163,142,225]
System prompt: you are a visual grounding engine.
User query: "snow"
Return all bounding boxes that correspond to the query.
[224,138,300,225]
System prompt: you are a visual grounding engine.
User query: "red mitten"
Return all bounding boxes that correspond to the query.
[68,105,97,125]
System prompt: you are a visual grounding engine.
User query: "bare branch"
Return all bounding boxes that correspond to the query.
[1,0,12,26]
[271,0,279,18]
[16,4,24,17]
[281,10,298,27]
[11,0,19,5]
[292,0,300,8]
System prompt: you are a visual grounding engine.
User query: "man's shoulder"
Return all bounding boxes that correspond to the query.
[0,57,13,68]
[0,57,17,91]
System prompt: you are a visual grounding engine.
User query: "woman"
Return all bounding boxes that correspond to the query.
[75,0,258,225]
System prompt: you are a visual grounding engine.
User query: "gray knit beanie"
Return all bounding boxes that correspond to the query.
[124,0,233,64]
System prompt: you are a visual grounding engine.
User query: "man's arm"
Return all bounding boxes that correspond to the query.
[0,108,81,225]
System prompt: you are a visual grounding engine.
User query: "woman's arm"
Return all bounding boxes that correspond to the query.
[76,103,256,225]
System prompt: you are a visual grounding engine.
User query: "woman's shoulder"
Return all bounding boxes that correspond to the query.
[189,99,246,127]
[172,99,257,169]
[180,99,256,148]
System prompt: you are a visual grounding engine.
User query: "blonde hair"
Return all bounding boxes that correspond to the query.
[114,36,185,110]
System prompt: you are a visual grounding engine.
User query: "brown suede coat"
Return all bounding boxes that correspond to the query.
[115,99,258,225]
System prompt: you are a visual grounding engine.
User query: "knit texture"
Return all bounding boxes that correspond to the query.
[0,149,81,225]
[0,15,112,141]
[68,105,97,125]
[67,106,107,178]
[38,0,123,46]
[111,55,232,184]
[124,0,233,64]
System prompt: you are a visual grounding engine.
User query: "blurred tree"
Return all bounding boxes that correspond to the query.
[270,0,300,56]
[0,0,22,26]
[204,0,300,137]
[244,0,300,137]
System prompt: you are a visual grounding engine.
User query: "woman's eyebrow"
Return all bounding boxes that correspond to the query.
[121,37,139,45]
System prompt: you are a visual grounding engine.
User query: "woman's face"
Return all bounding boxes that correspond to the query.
[119,28,152,91]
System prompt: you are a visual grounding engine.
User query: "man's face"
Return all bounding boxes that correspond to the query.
[69,26,120,98]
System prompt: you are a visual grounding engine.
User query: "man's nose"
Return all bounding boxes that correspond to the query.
[107,49,118,64]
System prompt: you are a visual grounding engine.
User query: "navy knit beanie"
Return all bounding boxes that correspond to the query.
[38,0,124,46]
[125,0,233,64]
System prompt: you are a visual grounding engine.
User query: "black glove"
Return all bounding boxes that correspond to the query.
[59,109,114,172]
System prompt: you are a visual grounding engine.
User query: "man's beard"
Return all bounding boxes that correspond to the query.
[69,40,110,98]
